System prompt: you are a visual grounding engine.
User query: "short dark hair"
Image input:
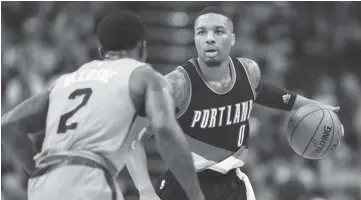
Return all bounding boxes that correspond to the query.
[197,6,232,23]
[96,11,145,51]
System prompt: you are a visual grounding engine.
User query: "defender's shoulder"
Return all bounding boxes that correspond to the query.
[236,57,261,90]
[130,64,165,91]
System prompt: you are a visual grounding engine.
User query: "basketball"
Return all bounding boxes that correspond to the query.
[287,104,343,160]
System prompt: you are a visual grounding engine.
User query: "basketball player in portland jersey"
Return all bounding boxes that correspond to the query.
[127,7,341,200]
[1,12,204,200]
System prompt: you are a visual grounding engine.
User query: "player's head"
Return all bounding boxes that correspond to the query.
[194,7,235,67]
[96,11,147,62]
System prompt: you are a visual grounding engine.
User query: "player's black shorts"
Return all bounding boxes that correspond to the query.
[155,169,247,200]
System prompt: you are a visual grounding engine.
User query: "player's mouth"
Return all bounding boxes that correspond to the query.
[205,49,218,57]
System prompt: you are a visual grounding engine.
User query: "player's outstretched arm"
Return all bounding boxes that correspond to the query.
[240,58,339,112]
[256,81,339,112]
[129,65,204,200]
[291,95,340,112]
[1,90,50,174]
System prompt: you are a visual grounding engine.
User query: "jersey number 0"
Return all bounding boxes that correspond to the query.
[237,124,245,147]
[57,88,93,134]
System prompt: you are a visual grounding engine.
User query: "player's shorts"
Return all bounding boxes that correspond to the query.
[27,155,122,200]
[155,168,254,200]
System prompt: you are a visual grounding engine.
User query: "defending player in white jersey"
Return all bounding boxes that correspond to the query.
[1,11,204,200]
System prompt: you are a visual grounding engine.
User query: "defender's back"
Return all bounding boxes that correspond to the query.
[41,58,145,172]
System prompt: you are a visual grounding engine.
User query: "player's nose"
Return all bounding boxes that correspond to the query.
[205,32,216,44]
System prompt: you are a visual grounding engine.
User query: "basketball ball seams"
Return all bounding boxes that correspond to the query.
[301,109,325,156]
[289,108,322,145]
[320,109,335,157]
[312,104,325,110]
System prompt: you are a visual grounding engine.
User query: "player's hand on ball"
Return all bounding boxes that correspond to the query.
[340,124,345,138]
[318,104,340,112]
[320,104,344,138]
[317,103,344,143]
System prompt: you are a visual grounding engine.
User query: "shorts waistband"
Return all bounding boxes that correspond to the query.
[31,155,117,200]
[197,168,238,180]
[32,155,103,177]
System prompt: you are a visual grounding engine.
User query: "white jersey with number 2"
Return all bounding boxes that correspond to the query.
[37,58,146,174]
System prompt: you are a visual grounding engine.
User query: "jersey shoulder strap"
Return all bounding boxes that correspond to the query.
[234,57,261,99]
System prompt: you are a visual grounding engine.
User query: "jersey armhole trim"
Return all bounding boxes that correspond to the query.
[236,58,256,100]
[175,66,192,119]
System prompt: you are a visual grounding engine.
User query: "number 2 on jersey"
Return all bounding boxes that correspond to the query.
[57,88,93,134]
[237,124,245,147]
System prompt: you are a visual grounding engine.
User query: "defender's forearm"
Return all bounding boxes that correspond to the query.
[126,141,155,194]
[2,124,36,174]
[1,91,50,174]
[1,91,49,134]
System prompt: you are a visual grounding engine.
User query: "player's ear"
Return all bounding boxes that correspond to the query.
[231,33,235,47]
[98,47,105,59]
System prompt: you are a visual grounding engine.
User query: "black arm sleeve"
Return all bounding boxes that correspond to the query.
[255,81,297,111]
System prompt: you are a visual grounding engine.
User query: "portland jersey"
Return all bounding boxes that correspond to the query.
[38,58,145,174]
[169,56,255,174]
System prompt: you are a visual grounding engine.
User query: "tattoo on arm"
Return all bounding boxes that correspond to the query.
[165,67,191,116]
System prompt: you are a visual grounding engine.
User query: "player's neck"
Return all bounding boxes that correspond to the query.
[104,51,140,61]
[197,58,231,82]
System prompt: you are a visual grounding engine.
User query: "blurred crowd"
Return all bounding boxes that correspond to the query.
[1,2,361,200]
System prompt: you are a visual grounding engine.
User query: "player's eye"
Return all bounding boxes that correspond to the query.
[215,29,224,34]
[197,30,205,35]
